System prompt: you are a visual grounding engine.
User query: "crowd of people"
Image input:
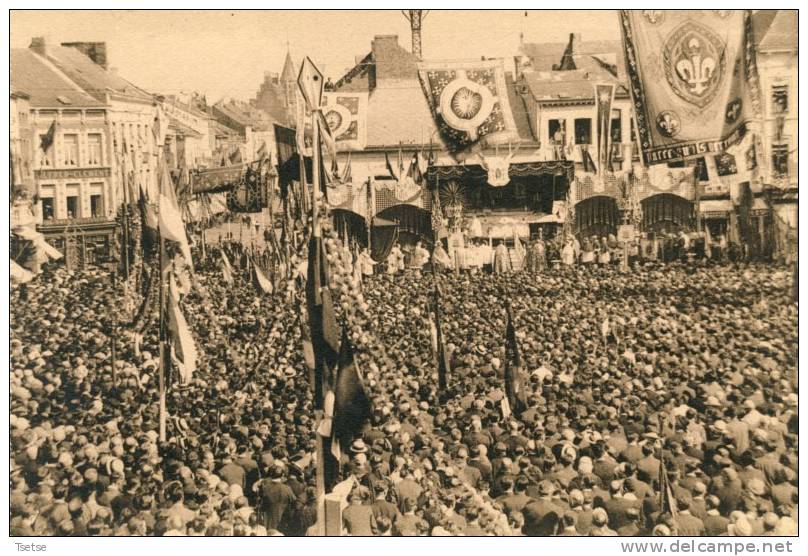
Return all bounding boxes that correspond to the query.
[9,222,798,536]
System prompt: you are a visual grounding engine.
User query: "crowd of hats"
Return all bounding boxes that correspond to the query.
[9,249,798,536]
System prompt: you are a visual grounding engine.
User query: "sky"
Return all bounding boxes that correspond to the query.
[11,10,621,102]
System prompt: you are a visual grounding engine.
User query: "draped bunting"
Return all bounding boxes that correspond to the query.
[641,193,695,231]
[377,204,432,244]
[426,160,575,184]
[575,195,620,237]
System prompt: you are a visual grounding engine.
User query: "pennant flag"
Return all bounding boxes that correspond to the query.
[322,92,368,150]
[306,234,340,408]
[40,120,56,152]
[11,259,34,284]
[331,328,372,459]
[341,152,353,183]
[384,151,398,181]
[228,146,244,165]
[220,250,234,284]
[418,58,518,152]
[659,454,679,516]
[619,10,761,164]
[406,151,424,186]
[594,83,615,174]
[252,259,273,294]
[504,304,527,415]
[158,160,193,267]
[167,273,197,385]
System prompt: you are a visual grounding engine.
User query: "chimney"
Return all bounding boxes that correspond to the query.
[30,36,47,56]
[61,41,108,69]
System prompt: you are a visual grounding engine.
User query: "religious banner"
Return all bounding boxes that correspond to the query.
[594,83,615,175]
[481,152,513,187]
[226,165,266,213]
[619,10,761,164]
[417,59,518,152]
[192,164,244,194]
[322,92,368,151]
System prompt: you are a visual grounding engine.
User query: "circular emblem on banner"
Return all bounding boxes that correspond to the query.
[324,104,352,139]
[725,98,743,124]
[438,71,496,140]
[656,111,681,137]
[663,20,727,109]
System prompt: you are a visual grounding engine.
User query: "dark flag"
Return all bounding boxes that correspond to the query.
[504,303,527,415]
[331,328,372,459]
[433,280,450,393]
[40,120,56,152]
[306,234,340,408]
[138,187,159,259]
[407,151,424,185]
[659,454,679,516]
[384,151,398,181]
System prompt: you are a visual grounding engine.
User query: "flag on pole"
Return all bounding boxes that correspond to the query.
[659,454,679,516]
[167,272,197,384]
[618,10,761,165]
[11,260,34,284]
[306,234,340,408]
[504,304,527,415]
[433,281,450,393]
[341,152,353,183]
[40,120,56,152]
[252,258,274,294]
[384,151,398,181]
[158,158,193,267]
[220,250,234,284]
[330,328,372,460]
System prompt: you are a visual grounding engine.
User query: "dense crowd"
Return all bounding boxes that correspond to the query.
[9,237,798,536]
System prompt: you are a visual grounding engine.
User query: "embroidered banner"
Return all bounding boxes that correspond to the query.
[417,59,518,153]
[619,10,761,165]
[322,92,368,151]
[594,83,615,175]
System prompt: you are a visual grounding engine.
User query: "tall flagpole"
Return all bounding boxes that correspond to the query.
[299,56,328,536]
[157,155,167,444]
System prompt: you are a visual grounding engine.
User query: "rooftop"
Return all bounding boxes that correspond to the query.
[36,40,153,103]
[753,10,797,52]
[10,49,105,108]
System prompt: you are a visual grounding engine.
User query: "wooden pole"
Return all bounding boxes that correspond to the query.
[311,108,327,537]
[111,268,118,387]
[157,158,167,444]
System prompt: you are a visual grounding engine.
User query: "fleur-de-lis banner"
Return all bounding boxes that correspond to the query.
[322,92,368,151]
[418,59,518,153]
[619,10,761,165]
[594,83,615,175]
